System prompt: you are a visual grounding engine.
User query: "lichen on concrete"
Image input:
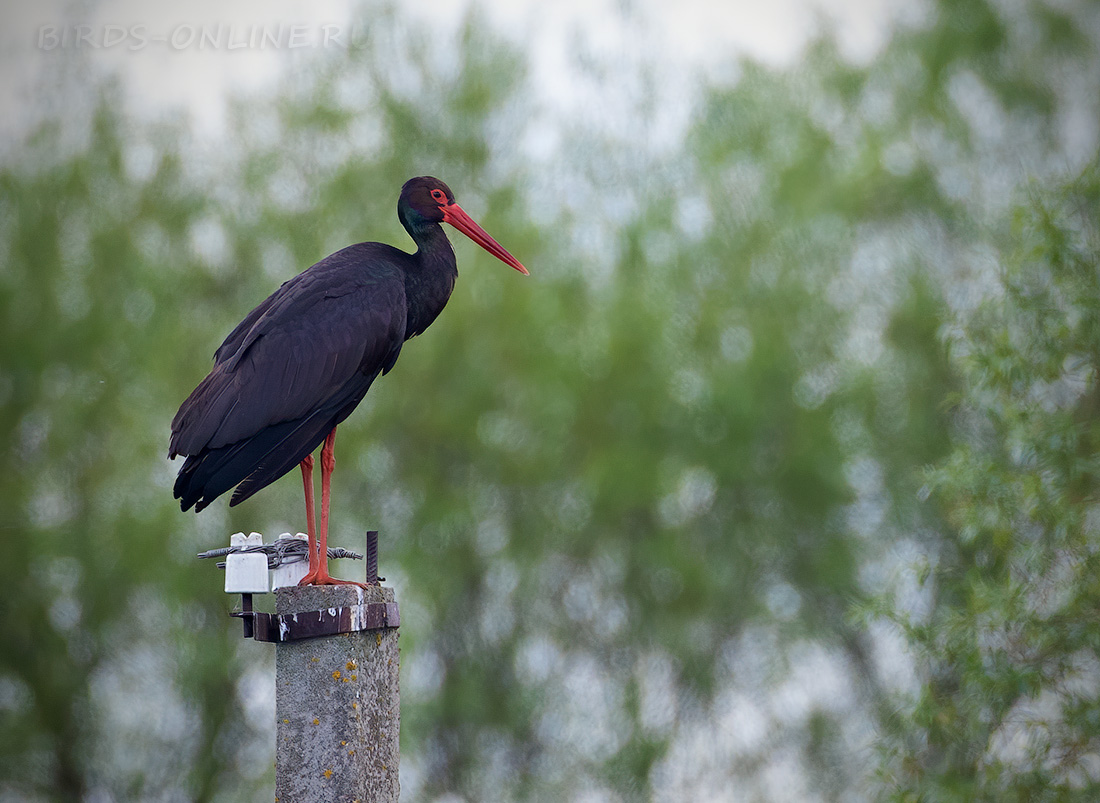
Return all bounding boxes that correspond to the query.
[275,585,399,803]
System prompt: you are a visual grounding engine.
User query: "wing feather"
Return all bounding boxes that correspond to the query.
[170,244,408,461]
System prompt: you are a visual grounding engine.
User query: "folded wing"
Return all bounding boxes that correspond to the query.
[170,246,407,511]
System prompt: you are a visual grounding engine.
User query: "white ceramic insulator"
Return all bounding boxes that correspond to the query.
[225,532,268,594]
[271,532,310,590]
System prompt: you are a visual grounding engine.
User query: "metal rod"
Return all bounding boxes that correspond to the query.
[366,530,379,585]
[240,593,255,639]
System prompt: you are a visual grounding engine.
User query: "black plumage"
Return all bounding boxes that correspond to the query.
[170,177,527,527]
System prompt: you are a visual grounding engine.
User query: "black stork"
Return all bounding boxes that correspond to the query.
[169,176,527,585]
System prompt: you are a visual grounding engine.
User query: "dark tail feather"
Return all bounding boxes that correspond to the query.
[174,414,335,512]
[174,439,248,512]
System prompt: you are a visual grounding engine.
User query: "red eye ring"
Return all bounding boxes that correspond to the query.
[430,189,447,203]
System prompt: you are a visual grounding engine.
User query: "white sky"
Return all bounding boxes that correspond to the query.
[0,0,911,142]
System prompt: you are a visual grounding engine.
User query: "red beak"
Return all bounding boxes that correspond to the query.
[441,202,529,275]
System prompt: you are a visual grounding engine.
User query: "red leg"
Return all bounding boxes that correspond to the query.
[299,455,318,577]
[319,427,335,567]
[301,428,364,587]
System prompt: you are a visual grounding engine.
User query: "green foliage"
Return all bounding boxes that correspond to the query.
[0,88,269,801]
[879,163,1100,801]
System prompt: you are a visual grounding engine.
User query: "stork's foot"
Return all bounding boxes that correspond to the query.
[297,569,367,588]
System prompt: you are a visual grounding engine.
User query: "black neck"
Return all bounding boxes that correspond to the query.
[404,222,458,339]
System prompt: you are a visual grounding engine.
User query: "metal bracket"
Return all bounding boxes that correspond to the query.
[232,593,400,642]
[202,531,396,641]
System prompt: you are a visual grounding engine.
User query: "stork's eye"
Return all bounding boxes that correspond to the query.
[430,188,447,203]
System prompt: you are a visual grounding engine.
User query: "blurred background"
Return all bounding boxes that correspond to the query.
[1,0,1098,800]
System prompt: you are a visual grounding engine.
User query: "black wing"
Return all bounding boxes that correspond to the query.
[170,244,408,511]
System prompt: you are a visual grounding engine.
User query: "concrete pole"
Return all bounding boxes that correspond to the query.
[274,584,399,803]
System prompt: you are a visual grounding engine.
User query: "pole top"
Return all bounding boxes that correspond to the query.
[199,531,396,643]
